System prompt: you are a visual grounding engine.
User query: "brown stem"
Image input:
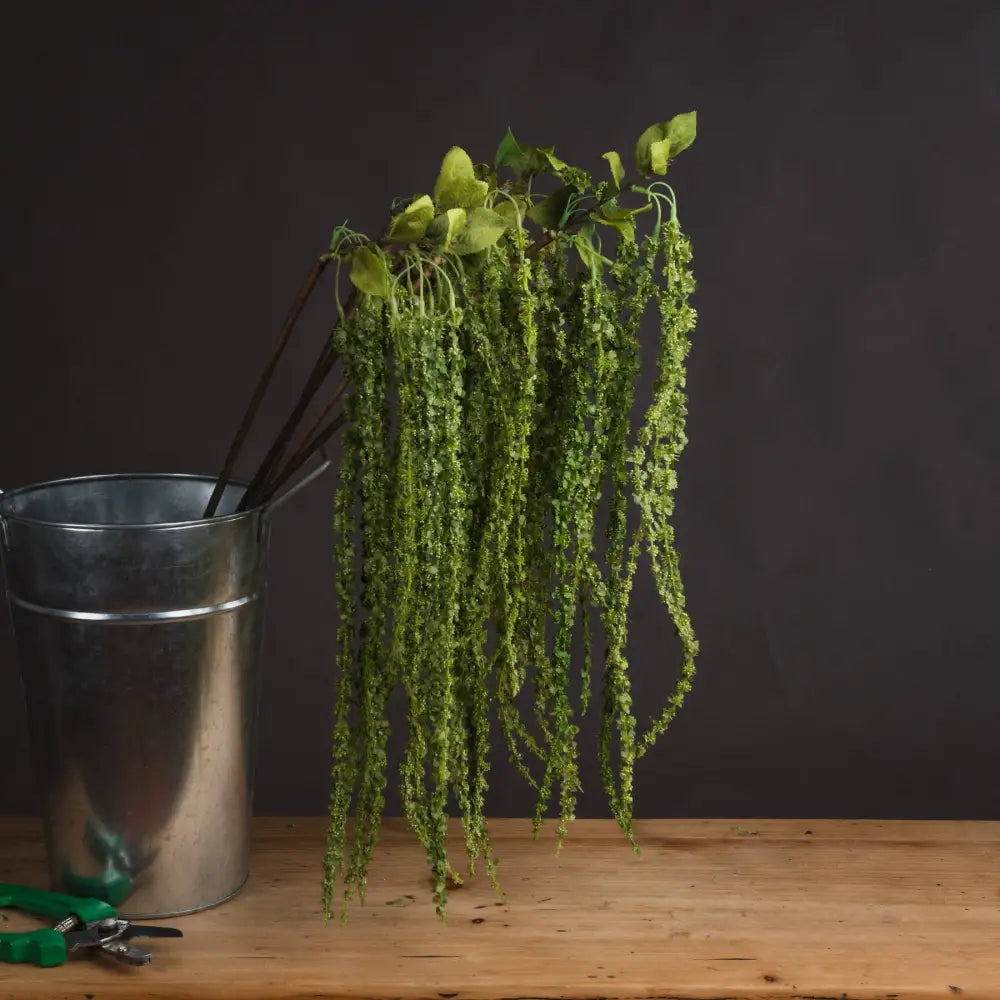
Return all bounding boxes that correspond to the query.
[203,252,333,518]
[238,221,401,512]
[259,376,348,500]
[259,411,347,504]
[525,181,637,260]
[237,291,355,512]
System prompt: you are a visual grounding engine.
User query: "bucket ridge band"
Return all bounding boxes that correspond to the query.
[6,592,259,623]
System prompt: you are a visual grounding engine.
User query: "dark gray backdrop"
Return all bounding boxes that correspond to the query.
[2,1,998,819]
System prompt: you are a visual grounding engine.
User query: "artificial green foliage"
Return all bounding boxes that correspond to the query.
[323,115,700,921]
[449,207,510,255]
[603,151,626,191]
[348,245,390,298]
[387,195,435,243]
[634,111,697,176]
[434,146,490,211]
[426,207,467,250]
[493,127,569,179]
[527,185,575,230]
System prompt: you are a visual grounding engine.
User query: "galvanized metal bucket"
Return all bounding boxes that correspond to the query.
[0,464,328,918]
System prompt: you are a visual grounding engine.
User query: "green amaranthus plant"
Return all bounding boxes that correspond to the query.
[207,112,700,920]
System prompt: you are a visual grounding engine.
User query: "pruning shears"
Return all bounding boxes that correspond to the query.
[0,882,182,967]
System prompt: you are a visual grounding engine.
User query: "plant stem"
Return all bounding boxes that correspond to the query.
[237,296,354,512]
[260,411,347,503]
[236,214,401,513]
[525,182,636,260]
[203,252,333,518]
[259,377,348,501]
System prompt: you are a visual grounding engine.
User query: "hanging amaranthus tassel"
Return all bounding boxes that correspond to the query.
[321,113,700,920]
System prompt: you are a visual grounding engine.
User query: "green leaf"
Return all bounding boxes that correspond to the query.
[493,127,523,168]
[594,215,634,243]
[666,110,697,156]
[473,162,498,189]
[635,123,667,176]
[434,146,489,211]
[526,185,574,230]
[513,144,569,176]
[590,200,652,243]
[494,128,568,178]
[450,207,509,255]
[543,148,569,173]
[426,207,467,250]
[574,233,607,275]
[649,137,671,176]
[602,151,625,191]
[493,197,527,228]
[387,194,435,243]
[522,147,553,175]
[634,111,697,176]
[349,245,390,297]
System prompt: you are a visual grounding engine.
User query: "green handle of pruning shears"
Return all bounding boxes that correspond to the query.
[0,882,119,967]
[0,928,67,967]
[0,882,116,924]
[63,868,133,908]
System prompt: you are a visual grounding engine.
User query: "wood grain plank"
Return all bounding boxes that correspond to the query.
[1,817,998,1000]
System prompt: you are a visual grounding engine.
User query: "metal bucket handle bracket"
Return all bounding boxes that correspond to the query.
[257,450,333,537]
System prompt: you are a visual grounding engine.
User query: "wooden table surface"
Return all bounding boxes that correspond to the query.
[1,816,998,1000]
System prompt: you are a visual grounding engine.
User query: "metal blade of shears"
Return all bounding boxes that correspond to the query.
[121,924,184,940]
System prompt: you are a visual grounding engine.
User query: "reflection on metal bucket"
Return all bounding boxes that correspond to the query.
[0,466,328,918]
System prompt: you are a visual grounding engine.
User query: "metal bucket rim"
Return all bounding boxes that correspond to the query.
[0,472,257,531]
